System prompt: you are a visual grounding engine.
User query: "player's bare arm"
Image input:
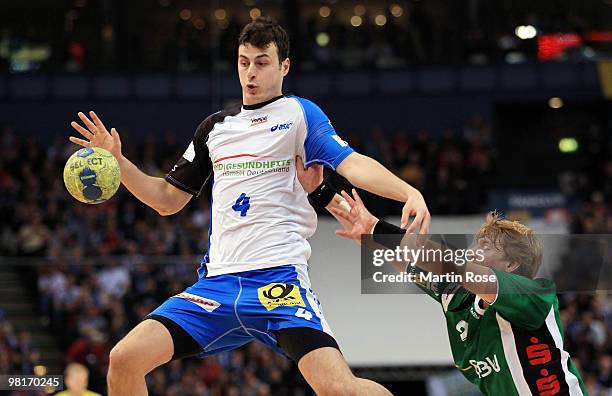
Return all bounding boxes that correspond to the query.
[335,152,430,234]
[295,156,354,231]
[69,111,192,215]
[331,189,498,302]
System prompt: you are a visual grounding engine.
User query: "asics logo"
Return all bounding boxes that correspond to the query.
[271,122,292,132]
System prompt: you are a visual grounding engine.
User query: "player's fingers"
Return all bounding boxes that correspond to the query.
[340,190,356,207]
[296,155,305,169]
[331,194,343,205]
[352,188,365,207]
[405,212,423,235]
[70,121,93,139]
[337,198,352,213]
[69,136,90,147]
[331,195,346,210]
[89,111,108,132]
[111,128,121,142]
[330,207,352,222]
[335,230,354,240]
[420,214,431,235]
[78,112,98,134]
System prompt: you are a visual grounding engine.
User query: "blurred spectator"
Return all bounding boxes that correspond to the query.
[56,362,102,396]
[0,311,41,377]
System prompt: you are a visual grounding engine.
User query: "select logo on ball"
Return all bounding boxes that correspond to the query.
[63,147,121,204]
[77,147,95,157]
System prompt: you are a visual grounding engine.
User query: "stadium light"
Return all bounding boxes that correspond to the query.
[179,9,191,21]
[319,6,331,18]
[249,8,261,19]
[316,33,330,47]
[515,25,537,40]
[350,15,363,27]
[390,4,403,17]
[548,97,563,109]
[193,18,205,30]
[214,8,227,20]
[375,15,387,26]
[559,138,578,153]
[354,5,366,16]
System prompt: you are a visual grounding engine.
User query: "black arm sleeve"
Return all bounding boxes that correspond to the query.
[372,220,405,249]
[165,120,213,197]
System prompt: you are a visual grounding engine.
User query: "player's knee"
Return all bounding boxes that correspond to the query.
[313,374,359,396]
[108,342,141,374]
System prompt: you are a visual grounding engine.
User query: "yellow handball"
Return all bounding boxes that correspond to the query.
[63,147,121,204]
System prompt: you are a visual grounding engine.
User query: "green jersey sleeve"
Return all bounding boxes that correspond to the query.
[490,269,557,330]
[408,264,466,310]
[408,264,443,302]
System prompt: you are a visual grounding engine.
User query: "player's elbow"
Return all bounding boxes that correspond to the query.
[156,206,177,216]
[155,202,185,216]
[155,181,192,216]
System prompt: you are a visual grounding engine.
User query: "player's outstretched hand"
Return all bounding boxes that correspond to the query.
[401,191,431,235]
[295,156,323,193]
[69,111,122,160]
[330,189,379,242]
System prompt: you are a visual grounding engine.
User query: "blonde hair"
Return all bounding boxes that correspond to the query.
[476,211,543,278]
[65,362,89,377]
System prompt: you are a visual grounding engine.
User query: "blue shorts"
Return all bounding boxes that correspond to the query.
[146,264,335,358]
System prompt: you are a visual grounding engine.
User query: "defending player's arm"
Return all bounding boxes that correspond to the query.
[330,190,500,303]
[69,111,200,216]
[296,98,430,234]
[389,235,554,328]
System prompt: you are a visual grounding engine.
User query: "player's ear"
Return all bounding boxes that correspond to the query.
[507,261,521,273]
[281,58,290,76]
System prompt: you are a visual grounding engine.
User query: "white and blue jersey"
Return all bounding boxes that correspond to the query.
[149,95,353,356]
[165,95,354,277]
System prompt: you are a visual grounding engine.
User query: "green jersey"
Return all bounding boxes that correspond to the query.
[412,266,587,395]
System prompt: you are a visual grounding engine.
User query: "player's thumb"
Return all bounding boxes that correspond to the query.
[335,229,353,240]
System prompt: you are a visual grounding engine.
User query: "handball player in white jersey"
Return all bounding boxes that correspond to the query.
[69,17,430,396]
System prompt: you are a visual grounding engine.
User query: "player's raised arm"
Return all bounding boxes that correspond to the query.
[69,111,192,215]
[293,97,429,234]
[336,152,430,234]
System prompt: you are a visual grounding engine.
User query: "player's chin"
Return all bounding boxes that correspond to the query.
[245,90,261,99]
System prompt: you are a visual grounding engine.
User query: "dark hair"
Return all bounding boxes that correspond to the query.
[238,17,290,63]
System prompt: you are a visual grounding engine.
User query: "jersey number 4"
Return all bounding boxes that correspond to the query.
[232,193,251,216]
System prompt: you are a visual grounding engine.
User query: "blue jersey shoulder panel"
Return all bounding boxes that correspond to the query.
[291,96,354,170]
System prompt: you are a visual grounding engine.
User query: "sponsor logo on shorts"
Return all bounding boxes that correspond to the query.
[251,116,268,126]
[257,283,305,311]
[173,292,220,312]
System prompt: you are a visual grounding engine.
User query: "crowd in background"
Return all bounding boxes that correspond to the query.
[0,114,610,395]
[0,308,40,379]
[1,0,611,72]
